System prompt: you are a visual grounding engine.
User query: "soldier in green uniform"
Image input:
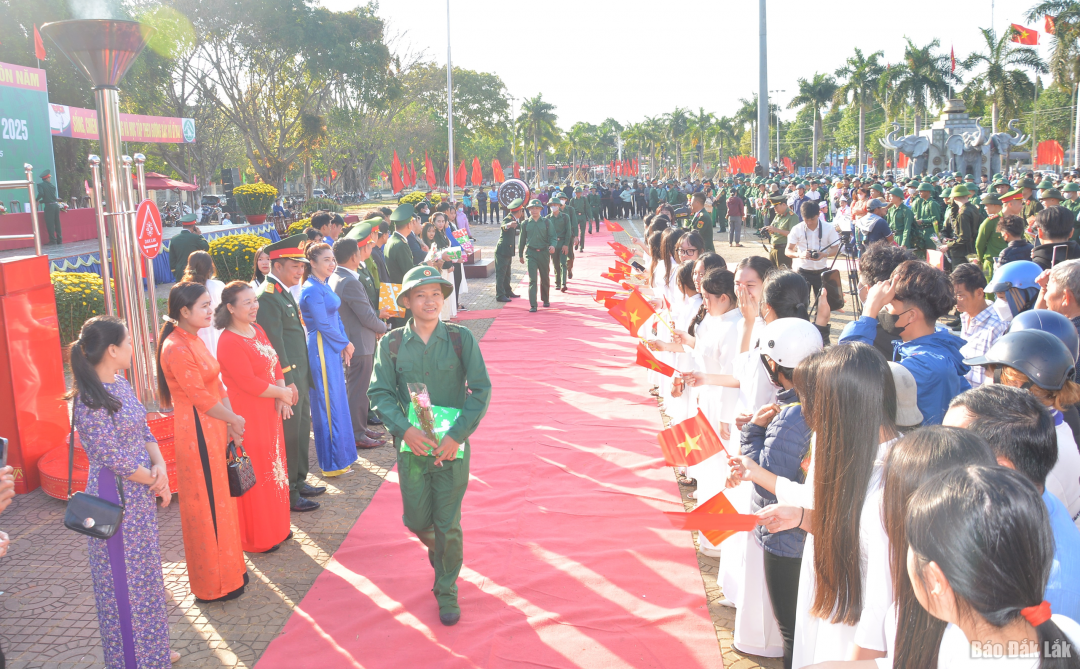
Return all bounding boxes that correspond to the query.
[1019,177,1044,226]
[548,196,573,292]
[385,203,419,328]
[666,180,683,205]
[495,198,524,303]
[911,182,944,237]
[36,169,62,245]
[168,214,210,277]
[256,234,325,512]
[587,186,602,230]
[647,180,661,213]
[1039,187,1064,209]
[570,187,591,240]
[556,193,577,280]
[712,180,729,233]
[518,199,555,312]
[974,193,1006,276]
[886,187,917,249]
[764,195,797,269]
[368,264,492,627]
[940,184,979,270]
[687,192,714,251]
[1061,182,1080,243]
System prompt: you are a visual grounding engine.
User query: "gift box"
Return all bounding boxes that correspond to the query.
[379,282,406,317]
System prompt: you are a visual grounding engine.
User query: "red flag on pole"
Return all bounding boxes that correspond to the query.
[1046,15,1057,35]
[391,151,404,193]
[664,491,756,546]
[513,162,520,178]
[950,46,955,72]
[657,409,726,467]
[601,271,628,283]
[34,26,47,60]
[605,220,624,232]
[331,168,339,181]
[595,290,617,303]
[471,157,483,185]
[425,152,437,188]
[615,260,632,274]
[635,342,676,377]
[492,159,505,183]
[1011,23,1039,44]
[621,290,657,336]
[456,160,467,186]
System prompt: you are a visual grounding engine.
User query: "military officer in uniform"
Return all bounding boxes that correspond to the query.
[548,196,572,292]
[36,169,62,245]
[1061,182,1080,243]
[940,184,979,270]
[495,198,524,303]
[1019,177,1044,226]
[256,234,325,512]
[368,264,493,627]
[385,203,418,327]
[764,195,797,269]
[686,191,714,252]
[168,214,210,278]
[911,182,944,237]
[518,199,556,312]
[975,192,1006,276]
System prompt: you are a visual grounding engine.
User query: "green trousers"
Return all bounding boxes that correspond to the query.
[44,203,62,243]
[769,244,792,270]
[282,375,312,506]
[716,215,728,233]
[525,248,551,308]
[577,221,588,249]
[398,449,470,613]
[552,248,568,288]
[494,253,514,299]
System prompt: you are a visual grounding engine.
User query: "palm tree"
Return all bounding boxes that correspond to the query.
[788,73,838,170]
[663,107,689,177]
[834,48,885,174]
[686,108,715,176]
[1027,1,1080,88]
[517,94,558,187]
[734,96,759,159]
[642,116,665,178]
[891,38,960,135]
[710,116,738,177]
[962,27,1045,133]
[568,122,591,178]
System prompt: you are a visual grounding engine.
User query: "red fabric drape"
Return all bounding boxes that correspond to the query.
[391,151,403,193]
[513,162,520,178]
[425,152,437,188]
[1036,140,1065,166]
[456,160,467,186]
[471,157,483,185]
[492,159,505,183]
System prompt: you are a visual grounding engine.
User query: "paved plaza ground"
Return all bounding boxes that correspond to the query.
[0,215,854,668]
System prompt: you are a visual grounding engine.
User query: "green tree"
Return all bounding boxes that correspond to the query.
[663,108,689,177]
[788,73,838,169]
[517,94,558,186]
[686,108,715,175]
[891,37,960,135]
[1027,1,1080,88]
[961,27,1044,133]
[834,48,885,172]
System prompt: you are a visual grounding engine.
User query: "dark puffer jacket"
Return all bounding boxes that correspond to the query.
[740,387,809,558]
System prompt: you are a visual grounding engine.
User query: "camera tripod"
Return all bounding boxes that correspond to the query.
[825,231,862,316]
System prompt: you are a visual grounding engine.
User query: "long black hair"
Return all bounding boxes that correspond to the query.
[908,465,1080,669]
[65,315,127,414]
[660,227,687,285]
[156,282,210,408]
[763,270,811,321]
[689,269,736,336]
[251,245,270,284]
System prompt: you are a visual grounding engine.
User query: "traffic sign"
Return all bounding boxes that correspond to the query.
[135,199,163,259]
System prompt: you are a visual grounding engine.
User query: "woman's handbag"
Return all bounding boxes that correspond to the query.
[63,405,126,539]
[226,441,257,497]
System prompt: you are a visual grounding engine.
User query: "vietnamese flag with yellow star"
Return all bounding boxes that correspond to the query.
[623,289,656,329]
[615,260,633,274]
[657,409,726,467]
[664,491,757,545]
[605,220,624,232]
[635,342,676,377]
[601,271,628,283]
[608,241,634,262]
[1010,23,1039,44]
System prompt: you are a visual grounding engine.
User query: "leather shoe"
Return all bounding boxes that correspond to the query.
[291,497,320,512]
[529,307,537,312]
[496,296,511,302]
[356,435,382,449]
[509,292,521,298]
[299,482,326,497]
[367,415,383,426]
[543,301,551,307]
[364,429,386,441]
[439,610,461,626]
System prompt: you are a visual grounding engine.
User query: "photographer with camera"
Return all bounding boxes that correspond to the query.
[785,200,839,304]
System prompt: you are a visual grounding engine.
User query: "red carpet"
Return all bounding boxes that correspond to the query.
[257,230,723,669]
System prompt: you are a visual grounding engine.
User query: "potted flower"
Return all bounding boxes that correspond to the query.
[231,183,278,224]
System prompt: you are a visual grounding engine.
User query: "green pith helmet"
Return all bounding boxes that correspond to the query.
[397,264,453,307]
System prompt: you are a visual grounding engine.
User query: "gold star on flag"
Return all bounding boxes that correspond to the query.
[646,360,660,371]
[628,309,643,327]
[679,433,701,456]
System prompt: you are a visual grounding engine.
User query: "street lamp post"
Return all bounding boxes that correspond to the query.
[757,0,769,175]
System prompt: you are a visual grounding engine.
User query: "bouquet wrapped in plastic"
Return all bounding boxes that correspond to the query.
[451,229,474,254]
[404,383,464,461]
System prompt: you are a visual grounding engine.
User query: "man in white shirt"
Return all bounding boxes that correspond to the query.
[786,200,840,302]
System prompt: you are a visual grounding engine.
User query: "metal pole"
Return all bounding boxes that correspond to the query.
[23,164,42,256]
[446,0,455,203]
[1073,82,1080,169]
[122,155,156,406]
[134,154,160,355]
[757,0,770,175]
[88,155,114,316]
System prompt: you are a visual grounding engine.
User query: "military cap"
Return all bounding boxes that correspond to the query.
[344,221,377,246]
[980,193,1002,207]
[265,233,310,262]
[992,178,1010,188]
[1063,182,1080,193]
[390,203,415,222]
[1000,189,1024,203]
[1038,178,1055,190]
[507,197,525,211]
[950,184,972,198]
[673,206,690,220]
[870,183,885,193]
[39,169,52,179]
[397,264,453,307]
[573,187,582,193]
[964,175,976,181]
[526,198,543,209]
[557,192,569,200]
[953,171,963,179]
[993,173,1004,180]
[548,197,562,206]
[887,187,904,198]
[1040,188,1064,201]
[1019,178,1037,189]
[179,213,198,225]
[768,194,788,205]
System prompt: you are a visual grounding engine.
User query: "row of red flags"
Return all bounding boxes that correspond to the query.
[608,159,639,177]
[595,236,758,541]
[388,151,519,193]
[728,156,758,175]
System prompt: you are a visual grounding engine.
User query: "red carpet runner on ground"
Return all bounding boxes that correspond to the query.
[257,229,723,669]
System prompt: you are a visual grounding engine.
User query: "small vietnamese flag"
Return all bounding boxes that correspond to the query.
[619,290,656,335]
[601,271,628,283]
[595,290,616,303]
[657,409,726,467]
[615,260,632,274]
[609,241,632,255]
[635,341,676,377]
[603,293,629,309]
[1010,23,1039,45]
[605,220,624,232]
[34,25,47,60]
[666,491,755,546]
[608,300,633,331]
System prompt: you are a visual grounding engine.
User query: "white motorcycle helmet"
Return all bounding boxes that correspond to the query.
[759,318,824,380]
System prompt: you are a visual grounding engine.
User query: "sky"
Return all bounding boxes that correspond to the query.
[322,0,1048,128]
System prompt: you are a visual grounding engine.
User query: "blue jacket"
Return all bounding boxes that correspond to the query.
[839,316,971,425]
[740,388,809,558]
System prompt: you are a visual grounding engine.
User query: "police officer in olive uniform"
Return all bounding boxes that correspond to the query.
[368,264,492,627]
[548,196,573,291]
[36,169,62,245]
[168,214,210,277]
[256,234,325,512]
[975,192,1006,275]
[686,191,714,252]
[495,198,524,303]
[518,199,556,312]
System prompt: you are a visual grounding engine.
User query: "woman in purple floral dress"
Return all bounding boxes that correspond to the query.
[68,316,179,667]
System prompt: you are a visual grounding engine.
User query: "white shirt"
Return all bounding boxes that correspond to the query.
[1049,420,1080,527]
[936,614,1080,668]
[788,220,840,271]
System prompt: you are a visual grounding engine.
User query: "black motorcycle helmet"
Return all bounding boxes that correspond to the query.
[964,329,1076,391]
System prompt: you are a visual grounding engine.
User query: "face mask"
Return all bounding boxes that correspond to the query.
[878,307,909,336]
[992,297,1014,323]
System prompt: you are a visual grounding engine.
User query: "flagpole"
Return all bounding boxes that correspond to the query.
[446,0,455,204]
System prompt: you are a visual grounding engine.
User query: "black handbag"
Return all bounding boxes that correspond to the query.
[226,440,257,497]
[63,405,125,539]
